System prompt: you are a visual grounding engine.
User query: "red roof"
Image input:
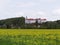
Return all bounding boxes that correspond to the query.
[26,18,46,20]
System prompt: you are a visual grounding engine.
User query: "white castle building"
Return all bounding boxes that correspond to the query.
[25,17,46,24]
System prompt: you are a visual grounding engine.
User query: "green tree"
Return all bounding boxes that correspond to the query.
[35,19,38,28]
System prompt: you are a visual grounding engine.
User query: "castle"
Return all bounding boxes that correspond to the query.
[25,17,46,27]
[25,17,46,24]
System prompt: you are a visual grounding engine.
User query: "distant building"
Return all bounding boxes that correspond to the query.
[25,18,46,24]
[25,17,46,28]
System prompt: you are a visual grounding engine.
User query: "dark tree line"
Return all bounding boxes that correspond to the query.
[0,17,60,29]
[0,17,25,29]
[40,20,60,29]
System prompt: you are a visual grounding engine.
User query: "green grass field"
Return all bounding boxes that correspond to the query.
[0,29,60,45]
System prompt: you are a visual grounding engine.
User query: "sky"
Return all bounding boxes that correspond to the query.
[0,0,60,21]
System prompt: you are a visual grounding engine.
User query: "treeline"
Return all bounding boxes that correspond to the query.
[0,17,60,29]
[0,17,25,29]
[40,20,60,29]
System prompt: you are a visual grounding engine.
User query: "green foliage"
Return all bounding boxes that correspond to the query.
[0,17,60,29]
[0,34,60,45]
[40,21,60,29]
[0,17,25,29]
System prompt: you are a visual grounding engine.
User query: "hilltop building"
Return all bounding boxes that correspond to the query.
[25,17,46,24]
[25,17,46,28]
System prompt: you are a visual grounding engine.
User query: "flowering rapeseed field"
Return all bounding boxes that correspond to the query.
[0,29,60,45]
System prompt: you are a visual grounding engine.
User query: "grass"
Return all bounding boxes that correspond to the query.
[0,29,60,45]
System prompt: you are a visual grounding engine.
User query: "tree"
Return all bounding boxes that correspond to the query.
[35,19,38,28]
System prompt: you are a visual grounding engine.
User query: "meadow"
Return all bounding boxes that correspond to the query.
[0,29,60,45]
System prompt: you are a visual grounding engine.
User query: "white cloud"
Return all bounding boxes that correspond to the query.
[16,12,24,17]
[16,10,47,19]
[37,11,46,15]
[0,0,10,10]
[0,0,9,6]
[51,9,60,21]
[16,2,35,7]
[52,9,60,15]
[0,0,6,8]
[39,0,56,3]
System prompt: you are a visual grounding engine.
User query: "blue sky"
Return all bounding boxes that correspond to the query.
[0,0,60,21]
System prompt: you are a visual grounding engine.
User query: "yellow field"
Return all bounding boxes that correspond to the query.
[0,29,60,45]
[0,29,60,35]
